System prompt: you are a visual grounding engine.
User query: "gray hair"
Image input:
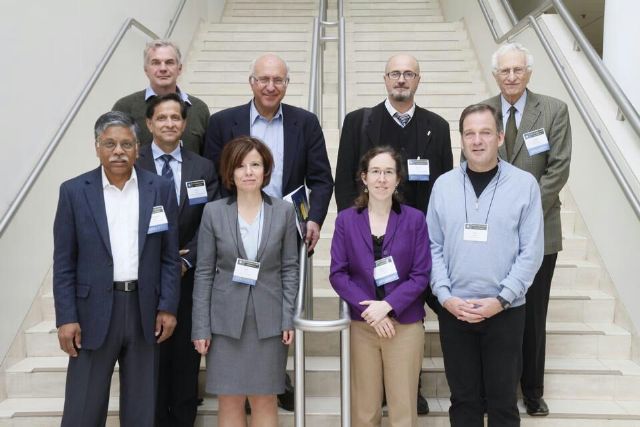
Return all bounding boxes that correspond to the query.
[248,53,290,79]
[491,42,534,71]
[94,111,140,142]
[144,39,182,65]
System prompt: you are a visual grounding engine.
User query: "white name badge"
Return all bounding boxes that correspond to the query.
[186,180,208,205]
[523,128,550,155]
[232,258,261,286]
[373,256,399,287]
[463,223,488,242]
[408,159,430,181]
[148,206,169,234]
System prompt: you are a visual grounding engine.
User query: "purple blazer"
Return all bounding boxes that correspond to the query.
[329,204,432,323]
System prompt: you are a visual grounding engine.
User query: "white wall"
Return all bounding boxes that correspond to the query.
[0,0,225,364]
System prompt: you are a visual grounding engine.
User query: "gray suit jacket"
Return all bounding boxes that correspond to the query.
[191,194,299,340]
[484,90,571,254]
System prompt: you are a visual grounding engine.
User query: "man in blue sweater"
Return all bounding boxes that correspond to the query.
[427,103,543,426]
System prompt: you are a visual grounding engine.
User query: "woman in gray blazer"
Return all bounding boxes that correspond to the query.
[192,136,299,425]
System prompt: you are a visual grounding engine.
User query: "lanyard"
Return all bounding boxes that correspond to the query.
[463,166,501,224]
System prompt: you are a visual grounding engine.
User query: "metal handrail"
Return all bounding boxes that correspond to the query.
[0,0,188,238]
[478,0,640,220]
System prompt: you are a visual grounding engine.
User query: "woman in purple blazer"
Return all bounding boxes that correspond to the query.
[330,146,431,427]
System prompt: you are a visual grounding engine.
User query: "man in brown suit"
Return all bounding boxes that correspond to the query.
[482,42,572,416]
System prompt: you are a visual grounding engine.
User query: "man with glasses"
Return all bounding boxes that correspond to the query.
[113,39,210,154]
[202,53,333,411]
[482,42,572,417]
[335,53,453,415]
[53,111,180,426]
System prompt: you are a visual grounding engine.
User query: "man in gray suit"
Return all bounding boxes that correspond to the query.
[482,42,572,416]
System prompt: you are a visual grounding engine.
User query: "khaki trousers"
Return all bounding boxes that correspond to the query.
[350,320,425,427]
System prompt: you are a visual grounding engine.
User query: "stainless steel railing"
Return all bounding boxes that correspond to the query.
[0,0,189,238]
[477,0,640,219]
[294,1,350,426]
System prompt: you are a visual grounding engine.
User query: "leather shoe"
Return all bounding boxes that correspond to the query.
[277,386,295,411]
[417,391,429,415]
[524,397,549,416]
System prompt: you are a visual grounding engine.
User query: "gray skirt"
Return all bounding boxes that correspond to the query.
[205,291,288,395]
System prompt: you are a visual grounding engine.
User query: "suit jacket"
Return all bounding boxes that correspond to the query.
[329,204,431,323]
[136,144,219,268]
[484,90,571,254]
[335,101,453,213]
[53,166,181,350]
[191,194,299,340]
[202,101,334,226]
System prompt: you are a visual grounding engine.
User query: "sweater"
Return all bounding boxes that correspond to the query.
[426,160,544,308]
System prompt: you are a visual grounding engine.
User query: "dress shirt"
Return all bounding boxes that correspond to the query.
[385,98,416,127]
[101,167,139,281]
[144,86,192,105]
[501,91,527,130]
[151,142,182,200]
[250,100,284,198]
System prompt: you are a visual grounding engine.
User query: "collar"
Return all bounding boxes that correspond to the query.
[356,199,402,214]
[460,158,503,177]
[250,100,283,124]
[144,86,192,105]
[226,191,274,206]
[384,98,416,119]
[151,141,182,163]
[500,90,527,116]
[101,166,138,189]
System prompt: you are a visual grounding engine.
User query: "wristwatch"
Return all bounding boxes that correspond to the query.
[496,295,511,310]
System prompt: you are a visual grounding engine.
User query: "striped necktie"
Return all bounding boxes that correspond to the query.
[394,112,411,128]
[160,154,175,183]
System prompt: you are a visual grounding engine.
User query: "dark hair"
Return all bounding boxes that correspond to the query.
[219,136,274,191]
[94,111,139,141]
[145,93,188,119]
[353,146,404,209]
[458,103,503,133]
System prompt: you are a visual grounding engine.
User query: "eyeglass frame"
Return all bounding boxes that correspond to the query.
[250,75,290,88]
[96,139,138,151]
[495,67,529,78]
[385,70,419,80]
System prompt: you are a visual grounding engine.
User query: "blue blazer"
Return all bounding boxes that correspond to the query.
[53,166,181,350]
[202,101,334,226]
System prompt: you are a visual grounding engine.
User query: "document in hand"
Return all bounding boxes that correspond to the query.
[283,185,310,239]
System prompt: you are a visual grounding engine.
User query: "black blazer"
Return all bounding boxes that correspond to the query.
[335,101,453,213]
[202,101,334,226]
[137,145,219,268]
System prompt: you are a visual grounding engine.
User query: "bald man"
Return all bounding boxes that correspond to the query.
[335,53,453,415]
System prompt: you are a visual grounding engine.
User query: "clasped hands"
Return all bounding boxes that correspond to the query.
[360,300,396,338]
[443,297,503,323]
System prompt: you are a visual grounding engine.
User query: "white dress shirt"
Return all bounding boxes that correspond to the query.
[385,98,416,127]
[102,167,139,281]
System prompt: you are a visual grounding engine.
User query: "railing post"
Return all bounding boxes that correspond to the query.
[338,15,346,129]
[340,303,351,427]
[294,327,306,427]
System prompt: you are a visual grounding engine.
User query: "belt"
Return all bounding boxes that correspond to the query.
[113,280,138,292]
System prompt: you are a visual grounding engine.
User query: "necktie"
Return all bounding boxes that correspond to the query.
[505,105,517,161]
[394,112,411,128]
[160,154,175,183]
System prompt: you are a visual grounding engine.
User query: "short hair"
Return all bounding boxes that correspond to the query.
[491,42,534,71]
[353,146,404,209]
[94,111,139,142]
[144,39,182,65]
[145,93,188,119]
[219,136,274,191]
[249,53,290,79]
[458,103,503,134]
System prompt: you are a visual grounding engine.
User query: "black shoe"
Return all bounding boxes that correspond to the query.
[417,391,429,415]
[277,380,295,412]
[524,397,549,416]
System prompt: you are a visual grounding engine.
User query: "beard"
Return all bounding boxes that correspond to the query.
[389,87,412,102]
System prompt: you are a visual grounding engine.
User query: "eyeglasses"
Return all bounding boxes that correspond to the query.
[368,168,397,178]
[495,67,527,78]
[97,140,137,151]
[251,76,289,88]
[386,71,418,80]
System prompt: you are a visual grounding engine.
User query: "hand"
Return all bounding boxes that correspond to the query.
[306,221,321,252]
[193,338,211,355]
[179,249,190,277]
[372,316,396,338]
[58,322,82,357]
[359,300,393,326]
[155,311,177,343]
[443,297,485,323]
[465,298,504,320]
[282,329,294,345]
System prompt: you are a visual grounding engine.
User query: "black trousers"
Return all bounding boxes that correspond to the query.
[156,272,201,427]
[62,291,158,427]
[521,253,557,400]
[440,305,525,427]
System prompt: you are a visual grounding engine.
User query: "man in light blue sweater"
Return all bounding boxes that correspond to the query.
[427,103,543,427]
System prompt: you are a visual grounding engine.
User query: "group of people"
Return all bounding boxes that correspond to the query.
[52,36,571,427]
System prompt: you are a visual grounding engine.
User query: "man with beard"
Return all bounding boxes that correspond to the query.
[334,53,453,415]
